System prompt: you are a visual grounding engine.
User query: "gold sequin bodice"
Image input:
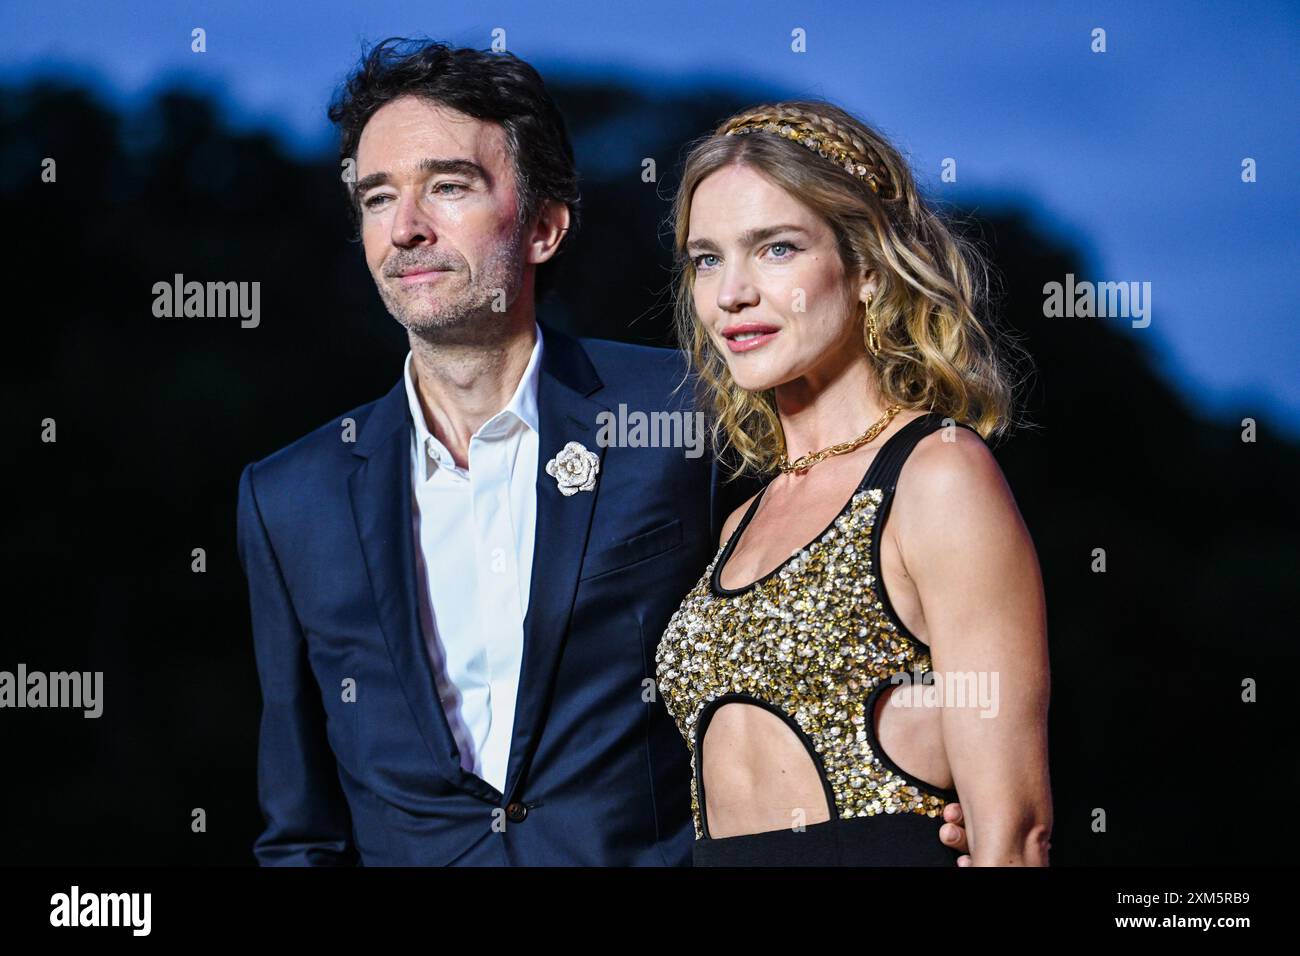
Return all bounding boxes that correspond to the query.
[654,482,955,840]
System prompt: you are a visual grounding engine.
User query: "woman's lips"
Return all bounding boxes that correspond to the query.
[723,329,780,353]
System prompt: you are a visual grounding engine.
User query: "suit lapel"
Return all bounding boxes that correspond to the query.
[502,323,609,802]
[348,322,610,805]
[347,379,495,799]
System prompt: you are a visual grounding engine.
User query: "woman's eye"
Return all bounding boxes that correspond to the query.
[767,242,799,259]
[692,253,719,270]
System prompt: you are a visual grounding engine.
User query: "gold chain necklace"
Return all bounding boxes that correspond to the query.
[776,403,903,475]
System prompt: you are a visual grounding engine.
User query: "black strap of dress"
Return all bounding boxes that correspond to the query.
[858,412,980,493]
[727,412,981,546]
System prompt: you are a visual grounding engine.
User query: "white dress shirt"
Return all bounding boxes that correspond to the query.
[403,323,542,794]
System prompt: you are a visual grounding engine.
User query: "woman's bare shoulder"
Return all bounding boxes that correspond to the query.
[901,423,1007,503]
[892,424,1028,557]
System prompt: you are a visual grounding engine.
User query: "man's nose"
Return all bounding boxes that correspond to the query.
[390,192,436,247]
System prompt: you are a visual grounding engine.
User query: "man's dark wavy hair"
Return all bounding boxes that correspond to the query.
[328,37,580,302]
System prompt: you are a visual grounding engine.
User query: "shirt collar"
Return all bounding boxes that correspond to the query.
[403,320,544,479]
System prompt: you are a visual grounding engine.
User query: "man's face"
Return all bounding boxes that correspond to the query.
[354,95,527,339]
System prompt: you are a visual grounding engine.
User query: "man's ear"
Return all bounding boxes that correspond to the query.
[527,199,571,266]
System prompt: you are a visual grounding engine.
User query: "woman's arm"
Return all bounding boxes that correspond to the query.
[893,427,1052,866]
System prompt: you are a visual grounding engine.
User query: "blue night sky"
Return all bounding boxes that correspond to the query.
[3,0,1296,433]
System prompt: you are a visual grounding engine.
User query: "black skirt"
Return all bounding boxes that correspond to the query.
[692,811,959,867]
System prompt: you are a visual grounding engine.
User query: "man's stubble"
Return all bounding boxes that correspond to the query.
[376,216,529,350]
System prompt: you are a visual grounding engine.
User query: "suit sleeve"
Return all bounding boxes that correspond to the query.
[237,462,359,866]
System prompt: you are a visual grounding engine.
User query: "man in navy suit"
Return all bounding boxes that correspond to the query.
[236,39,969,865]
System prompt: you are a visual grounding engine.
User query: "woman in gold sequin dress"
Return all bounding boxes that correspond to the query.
[654,101,1052,866]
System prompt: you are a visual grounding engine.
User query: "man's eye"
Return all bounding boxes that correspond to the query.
[433,182,467,195]
[362,194,391,210]
[692,253,719,270]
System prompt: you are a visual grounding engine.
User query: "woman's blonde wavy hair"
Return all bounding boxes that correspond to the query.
[671,100,1026,478]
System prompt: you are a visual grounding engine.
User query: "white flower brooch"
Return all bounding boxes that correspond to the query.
[545,440,600,496]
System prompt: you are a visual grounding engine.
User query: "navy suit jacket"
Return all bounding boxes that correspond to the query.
[236,321,760,865]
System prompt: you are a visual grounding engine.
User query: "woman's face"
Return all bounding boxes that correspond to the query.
[686,163,871,393]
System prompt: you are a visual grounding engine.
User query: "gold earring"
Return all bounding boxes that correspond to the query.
[865,294,881,354]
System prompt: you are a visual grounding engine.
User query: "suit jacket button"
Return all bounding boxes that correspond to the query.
[505,801,528,823]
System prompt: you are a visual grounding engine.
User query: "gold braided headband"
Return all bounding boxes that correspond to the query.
[722,118,882,195]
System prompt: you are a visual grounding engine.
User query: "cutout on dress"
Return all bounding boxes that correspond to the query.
[697,699,833,839]
[869,679,954,793]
